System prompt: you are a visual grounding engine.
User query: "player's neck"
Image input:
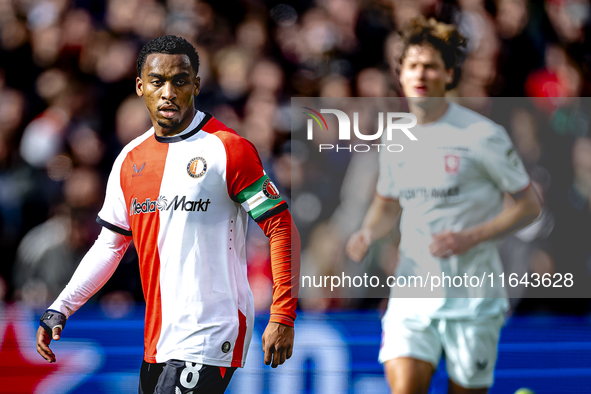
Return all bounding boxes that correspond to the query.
[409,99,449,125]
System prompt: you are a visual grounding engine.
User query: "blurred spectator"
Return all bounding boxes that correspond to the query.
[319,74,352,97]
[115,95,152,146]
[493,0,544,96]
[249,59,284,96]
[545,0,589,44]
[214,46,252,102]
[13,205,76,308]
[236,14,268,57]
[299,221,346,310]
[356,67,388,97]
[0,87,25,165]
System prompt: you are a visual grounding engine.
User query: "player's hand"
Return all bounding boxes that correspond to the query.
[429,230,475,258]
[346,228,372,263]
[36,325,61,363]
[262,322,294,368]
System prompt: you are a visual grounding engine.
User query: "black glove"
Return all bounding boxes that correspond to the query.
[39,309,67,337]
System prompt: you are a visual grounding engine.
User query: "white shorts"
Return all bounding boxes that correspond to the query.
[378,312,505,389]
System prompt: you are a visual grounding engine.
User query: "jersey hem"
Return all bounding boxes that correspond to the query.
[145,354,244,368]
[378,349,439,367]
[96,216,132,236]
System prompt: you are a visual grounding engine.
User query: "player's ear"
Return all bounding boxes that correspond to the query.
[136,77,144,97]
[193,77,201,97]
[446,68,454,84]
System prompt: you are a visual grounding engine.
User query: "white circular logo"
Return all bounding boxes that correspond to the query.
[187,157,207,178]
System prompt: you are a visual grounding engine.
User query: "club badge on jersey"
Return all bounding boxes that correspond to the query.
[262,178,281,200]
[187,157,207,178]
[444,154,460,174]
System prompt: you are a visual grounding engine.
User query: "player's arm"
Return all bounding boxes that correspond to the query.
[222,131,299,368]
[36,227,131,363]
[472,186,541,242]
[430,185,541,257]
[257,209,300,368]
[346,193,402,263]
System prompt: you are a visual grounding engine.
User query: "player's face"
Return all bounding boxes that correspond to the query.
[136,53,200,136]
[399,44,453,100]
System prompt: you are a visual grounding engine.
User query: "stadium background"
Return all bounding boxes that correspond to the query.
[0,0,590,392]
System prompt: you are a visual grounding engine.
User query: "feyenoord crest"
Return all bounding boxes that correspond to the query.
[187,157,207,178]
[444,154,460,173]
[262,178,281,200]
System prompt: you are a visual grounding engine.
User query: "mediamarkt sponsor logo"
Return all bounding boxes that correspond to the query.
[303,107,418,152]
[130,195,211,215]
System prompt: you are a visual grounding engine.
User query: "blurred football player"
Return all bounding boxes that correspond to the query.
[347,18,540,394]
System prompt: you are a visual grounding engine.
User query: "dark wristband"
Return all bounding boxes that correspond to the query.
[39,309,67,336]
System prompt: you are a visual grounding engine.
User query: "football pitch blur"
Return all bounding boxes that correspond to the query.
[1,304,590,393]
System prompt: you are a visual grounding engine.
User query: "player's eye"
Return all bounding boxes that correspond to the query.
[151,80,163,86]
[175,80,187,86]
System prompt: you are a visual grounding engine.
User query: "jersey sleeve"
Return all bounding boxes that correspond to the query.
[257,209,300,327]
[226,136,287,221]
[97,151,132,235]
[478,126,530,194]
[376,149,399,199]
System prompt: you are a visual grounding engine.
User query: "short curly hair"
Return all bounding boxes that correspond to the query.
[137,35,200,77]
[400,17,467,89]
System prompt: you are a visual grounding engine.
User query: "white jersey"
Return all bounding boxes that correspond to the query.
[94,111,287,366]
[377,103,530,319]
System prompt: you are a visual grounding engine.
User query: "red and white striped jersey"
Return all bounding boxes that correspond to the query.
[97,111,287,367]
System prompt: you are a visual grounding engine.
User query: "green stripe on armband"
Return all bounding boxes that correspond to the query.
[237,175,284,220]
[235,175,268,203]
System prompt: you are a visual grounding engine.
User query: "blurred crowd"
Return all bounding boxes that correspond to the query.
[0,0,590,316]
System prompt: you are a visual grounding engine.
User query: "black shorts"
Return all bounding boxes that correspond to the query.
[139,360,237,394]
